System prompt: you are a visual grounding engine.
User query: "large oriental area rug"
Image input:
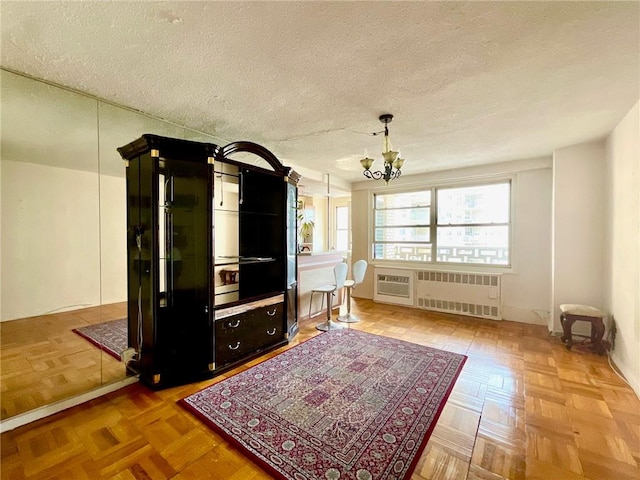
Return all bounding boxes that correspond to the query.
[181,329,466,480]
[72,318,127,361]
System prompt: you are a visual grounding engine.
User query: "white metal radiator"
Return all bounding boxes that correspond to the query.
[415,270,502,320]
[373,268,414,306]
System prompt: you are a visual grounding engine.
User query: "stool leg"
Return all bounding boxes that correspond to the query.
[338,286,360,323]
[560,313,575,350]
[308,291,314,318]
[316,291,346,332]
[591,318,606,355]
[309,290,327,319]
[345,287,351,315]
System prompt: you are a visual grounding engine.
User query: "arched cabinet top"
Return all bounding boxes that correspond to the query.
[219,141,300,184]
[218,141,286,175]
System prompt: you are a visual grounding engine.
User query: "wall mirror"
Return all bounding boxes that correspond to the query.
[0,69,219,421]
[0,69,344,422]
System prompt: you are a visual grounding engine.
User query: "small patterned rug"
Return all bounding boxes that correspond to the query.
[181,329,466,480]
[72,318,127,361]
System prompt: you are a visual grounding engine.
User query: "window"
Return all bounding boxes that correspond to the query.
[374,190,432,261]
[373,181,511,266]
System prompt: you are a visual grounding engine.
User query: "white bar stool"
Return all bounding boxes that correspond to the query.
[338,260,368,323]
[311,263,348,332]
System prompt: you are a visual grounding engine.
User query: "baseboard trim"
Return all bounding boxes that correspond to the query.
[0,376,139,433]
[609,351,640,398]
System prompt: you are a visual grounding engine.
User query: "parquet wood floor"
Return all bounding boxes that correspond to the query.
[2,299,639,479]
[0,303,129,420]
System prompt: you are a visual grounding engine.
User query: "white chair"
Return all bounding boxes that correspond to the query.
[310,262,348,332]
[338,260,368,323]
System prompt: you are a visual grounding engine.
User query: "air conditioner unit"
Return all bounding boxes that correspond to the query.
[373,268,414,306]
[415,270,502,320]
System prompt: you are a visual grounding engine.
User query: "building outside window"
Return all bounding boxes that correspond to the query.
[373,181,511,266]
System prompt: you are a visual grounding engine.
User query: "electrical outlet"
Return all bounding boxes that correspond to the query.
[121,347,136,364]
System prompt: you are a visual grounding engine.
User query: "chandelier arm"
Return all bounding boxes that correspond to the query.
[363,170,386,181]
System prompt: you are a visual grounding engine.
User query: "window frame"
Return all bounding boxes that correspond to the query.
[334,204,350,252]
[329,197,351,252]
[371,178,514,269]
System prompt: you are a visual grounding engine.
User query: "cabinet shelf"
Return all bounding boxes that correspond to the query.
[214,256,276,266]
[215,208,280,216]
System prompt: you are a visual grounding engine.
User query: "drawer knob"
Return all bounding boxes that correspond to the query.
[228,341,240,350]
[228,319,241,328]
[267,328,276,336]
[267,308,277,316]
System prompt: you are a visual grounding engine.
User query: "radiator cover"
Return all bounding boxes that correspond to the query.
[415,270,502,320]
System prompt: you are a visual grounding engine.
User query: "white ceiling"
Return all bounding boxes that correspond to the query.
[1,1,638,186]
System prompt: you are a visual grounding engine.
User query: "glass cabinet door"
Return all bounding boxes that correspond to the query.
[157,159,209,312]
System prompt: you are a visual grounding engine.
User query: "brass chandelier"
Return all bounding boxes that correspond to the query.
[360,114,405,184]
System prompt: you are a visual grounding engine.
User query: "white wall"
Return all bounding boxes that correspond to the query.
[309,196,328,252]
[1,161,128,321]
[551,140,607,332]
[351,157,553,325]
[99,175,127,305]
[351,189,372,296]
[1,161,102,320]
[503,167,553,324]
[0,156,3,319]
[605,101,640,395]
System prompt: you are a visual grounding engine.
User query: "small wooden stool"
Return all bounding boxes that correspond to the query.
[219,268,239,285]
[559,304,607,355]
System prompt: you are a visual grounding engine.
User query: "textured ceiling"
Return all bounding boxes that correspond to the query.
[1,1,638,185]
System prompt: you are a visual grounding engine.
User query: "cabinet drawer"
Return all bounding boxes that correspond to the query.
[215,315,253,365]
[215,314,247,342]
[214,302,284,367]
[245,303,284,350]
[215,336,252,366]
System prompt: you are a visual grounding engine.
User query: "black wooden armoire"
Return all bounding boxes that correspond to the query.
[118,135,299,388]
